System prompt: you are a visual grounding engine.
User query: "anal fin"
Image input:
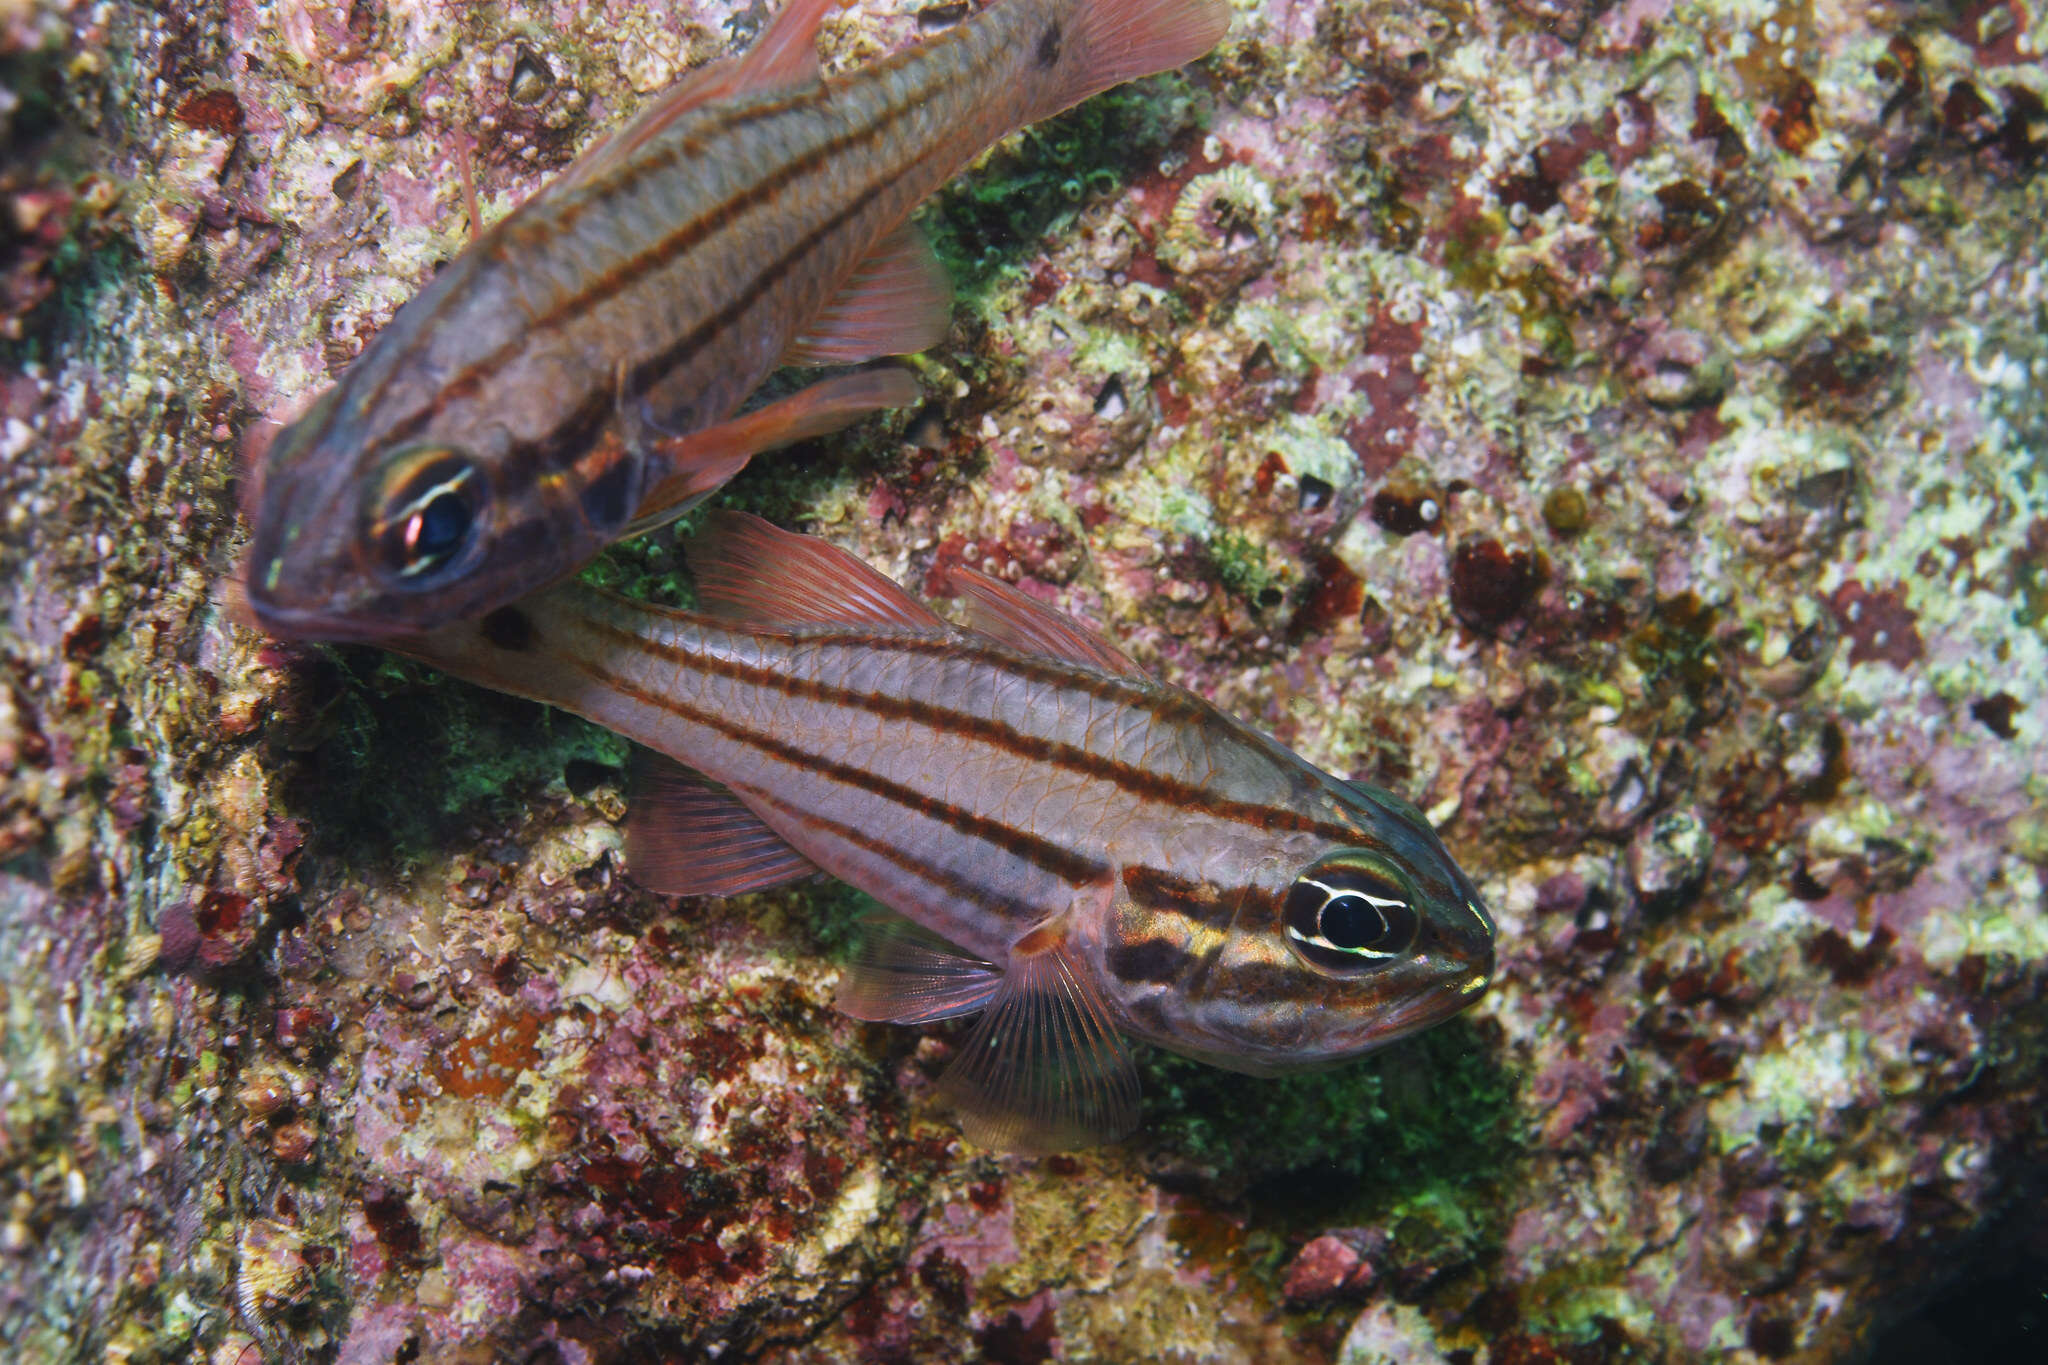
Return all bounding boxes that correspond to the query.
[836,914,1002,1024]
[784,224,953,366]
[938,922,1142,1153]
[625,749,820,896]
[623,368,920,536]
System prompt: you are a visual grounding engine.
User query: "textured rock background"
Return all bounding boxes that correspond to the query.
[2,1,2045,1361]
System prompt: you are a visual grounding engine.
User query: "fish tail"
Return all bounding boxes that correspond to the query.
[1022,0,1232,125]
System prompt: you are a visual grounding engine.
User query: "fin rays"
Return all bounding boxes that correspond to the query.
[625,749,819,895]
[939,931,1141,1154]
[835,914,1002,1024]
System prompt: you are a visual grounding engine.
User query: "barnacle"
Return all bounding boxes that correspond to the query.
[235,1221,311,1333]
[1155,163,1277,292]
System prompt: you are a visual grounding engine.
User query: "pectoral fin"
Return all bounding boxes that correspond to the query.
[784,224,953,366]
[836,914,1002,1024]
[938,566,1150,680]
[625,749,820,896]
[623,369,920,536]
[937,923,1142,1153]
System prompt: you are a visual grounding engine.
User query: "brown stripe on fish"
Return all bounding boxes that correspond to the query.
[528,19,983,241]
[554,642,1113,893]
[617,173,899,404]
[1205,958,1319,1006]
[489,383,625,514]
[366,22,1000,452]
[736,783,1049,926]
[1105,937,1184,986]
[1120,865,1239,929]
[580,616,1370,847]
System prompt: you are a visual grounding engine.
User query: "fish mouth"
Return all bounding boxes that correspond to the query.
[1362,963,1491,1049]
[243,590,431,647]
[1360,908,1495,1047]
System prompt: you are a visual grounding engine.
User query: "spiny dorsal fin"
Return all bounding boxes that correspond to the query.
[543,0,838,198]
[835,914,1003,1025]
[937,565,1149,680]
[689,512,947,631]
[937,918,1142,1154]
[784,224,954,366]
[624,368,920,536]
[626,748,820,896]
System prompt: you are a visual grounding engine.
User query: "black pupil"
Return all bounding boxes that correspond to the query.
[413,490,472,560]
[1319,894,1388,950]
[380,454,480,582]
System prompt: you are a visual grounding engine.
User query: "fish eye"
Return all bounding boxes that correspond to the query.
[1282,855,1421,973]
[371,447,484,586]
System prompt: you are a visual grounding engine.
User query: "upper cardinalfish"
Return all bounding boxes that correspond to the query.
[398,516,1496,1152]
[242,0,1232,643]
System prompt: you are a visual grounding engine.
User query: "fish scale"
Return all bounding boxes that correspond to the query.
[398,515,1495,1150]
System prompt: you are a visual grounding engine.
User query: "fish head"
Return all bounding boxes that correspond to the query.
[1117,782,1493,1076]
[241,389,608,644]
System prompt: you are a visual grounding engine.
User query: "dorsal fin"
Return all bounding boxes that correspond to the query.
[784,224,953,366]
[937,565,1149,680]
[542,0,837,198]
[689,512,947,631]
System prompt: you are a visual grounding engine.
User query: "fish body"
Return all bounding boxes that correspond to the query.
[401,517,1495,1151]
[244,0,1232,643]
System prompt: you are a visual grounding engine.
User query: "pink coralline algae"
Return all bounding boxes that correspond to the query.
[2,3,2046,1364]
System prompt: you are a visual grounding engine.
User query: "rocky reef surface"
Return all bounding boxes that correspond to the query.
[3,1,2045,1361]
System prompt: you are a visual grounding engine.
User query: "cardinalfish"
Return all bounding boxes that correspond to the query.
[242,0,1232,643]
[398,516,1495,1152]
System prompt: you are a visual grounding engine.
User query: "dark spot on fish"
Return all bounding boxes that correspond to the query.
[1108,938,1184,986]
[579,457,638,530]
[1036,22,1062,69]
[481,607,535,652]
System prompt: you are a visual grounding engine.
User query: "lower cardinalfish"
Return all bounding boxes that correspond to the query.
[242,0,1232,643]
[399,516,1496,1152]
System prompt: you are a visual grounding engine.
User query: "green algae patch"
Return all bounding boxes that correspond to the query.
[919,72,1208,309]
[286,652,627,863]
[1143,1018,1520,1225]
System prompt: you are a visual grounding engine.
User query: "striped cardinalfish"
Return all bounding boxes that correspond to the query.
[398,516,1496,1152]
[241,0,1232,643]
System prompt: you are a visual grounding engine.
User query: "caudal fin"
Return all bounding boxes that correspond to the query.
[1029,0,1232,123]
